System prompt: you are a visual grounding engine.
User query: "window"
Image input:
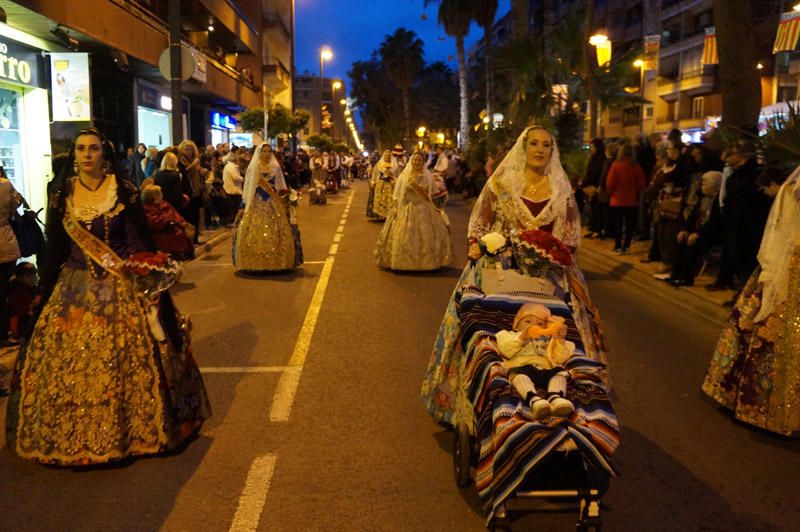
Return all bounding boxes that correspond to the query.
[645,105,654,119]
[692,97,704,119]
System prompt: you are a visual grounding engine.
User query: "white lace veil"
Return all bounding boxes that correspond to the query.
[372,149,395,183]
[467,125,579,247]
[754,169,800,322]
[243,143,287,213]
[393,152,432,205]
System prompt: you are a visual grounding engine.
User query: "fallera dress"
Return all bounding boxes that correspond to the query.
[371,167,396,221]
[233,173,303,271]
[5,176,211,465]
[374,168,452,271]
[702,176,800,436]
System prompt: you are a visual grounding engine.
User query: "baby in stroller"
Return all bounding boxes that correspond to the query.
[309,176,327,205]
[497,303,575,420]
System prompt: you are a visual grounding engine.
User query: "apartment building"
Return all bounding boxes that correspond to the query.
[294,74,349,145]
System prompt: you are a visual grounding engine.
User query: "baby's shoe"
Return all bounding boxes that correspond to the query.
[549,395,574,417]
[530,397,551,420]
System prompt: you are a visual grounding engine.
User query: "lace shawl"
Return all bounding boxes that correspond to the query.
[243,144,287,213]
[755,169,800,322]
[467,126,580,248]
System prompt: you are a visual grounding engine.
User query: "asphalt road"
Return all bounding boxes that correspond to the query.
[1,180,798,531]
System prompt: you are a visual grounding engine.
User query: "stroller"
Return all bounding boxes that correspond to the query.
[452,283,619,531]
[309,179,327,205]
[325,171,339,194]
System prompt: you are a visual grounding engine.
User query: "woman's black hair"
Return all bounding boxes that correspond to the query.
[38,127,155,302]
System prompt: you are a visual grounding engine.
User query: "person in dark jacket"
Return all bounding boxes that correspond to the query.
[582,138,606,238]
[720,141,772,287]
[153,152,185,211]
[130,143,147,186]
[668,171,723,286]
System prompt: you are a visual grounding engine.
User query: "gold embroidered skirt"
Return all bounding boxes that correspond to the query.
[233,195,297,271]
[5,267,211,465]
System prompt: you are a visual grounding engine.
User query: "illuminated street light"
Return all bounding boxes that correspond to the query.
[320,46,333,62]
[344,109,351,116]
[588,33,608,47]
[633,59,644,69]
[416,126,426,137]
[332,80,342,90]
[757,62,764,70]
[339,98,347,105]
[590,33,611,67]
[482,116,490,124]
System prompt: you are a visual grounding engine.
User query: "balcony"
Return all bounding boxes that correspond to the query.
[263,57,291,94]
[264,11,291,44]
[657,66,716,101]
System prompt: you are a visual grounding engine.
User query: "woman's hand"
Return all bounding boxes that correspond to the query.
[687,233,699,246]
[676,231,688,243]
[468,243,482,260]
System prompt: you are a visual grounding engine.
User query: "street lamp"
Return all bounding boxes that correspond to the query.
[319,46,333,136]
[589,33,611,67]
[633,59,645,133]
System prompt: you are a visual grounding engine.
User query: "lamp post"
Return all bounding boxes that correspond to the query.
[634,59,645,133]
[332,80,342,140]
[319,46,332,136]
[588,32,610,138]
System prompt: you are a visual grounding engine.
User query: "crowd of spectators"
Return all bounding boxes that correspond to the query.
[579,128,783,305]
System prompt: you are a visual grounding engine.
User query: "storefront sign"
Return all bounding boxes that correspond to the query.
[0,38,41,88]
[50,52,91,121]
[211,111,236,130]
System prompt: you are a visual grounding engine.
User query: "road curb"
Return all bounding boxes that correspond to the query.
[190,229,232,263]
[579,244,730,326]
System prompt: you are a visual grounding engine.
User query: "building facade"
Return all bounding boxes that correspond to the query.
[293,73,349,146]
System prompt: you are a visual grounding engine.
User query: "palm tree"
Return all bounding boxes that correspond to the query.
[425,0,473,149]
[379,28,424,146]
[711,0,761,134]
[474,0,498,118]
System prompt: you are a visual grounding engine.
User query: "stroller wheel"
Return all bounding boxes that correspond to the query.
[454,423,472,487]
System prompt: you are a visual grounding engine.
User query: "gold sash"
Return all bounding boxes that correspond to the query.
[258,177,282,201]
[63,207,126,280]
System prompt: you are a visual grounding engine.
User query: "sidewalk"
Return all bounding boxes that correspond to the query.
[192,225,232,261]
[578,235,734,325]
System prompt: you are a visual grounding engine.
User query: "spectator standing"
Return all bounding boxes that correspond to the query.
[178,140,204,244]
[153,152,185,211]
[130,143,147,186]
[0,169,22,346]
[222,150,244,224]
[606,142,646,254]
[582,138,606,238]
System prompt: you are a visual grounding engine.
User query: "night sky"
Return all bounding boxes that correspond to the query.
[295,0,511,91]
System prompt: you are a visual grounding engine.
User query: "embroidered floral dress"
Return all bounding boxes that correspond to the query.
[233,173,302,271]
[371,167,396,220]
[5,176,211,465]
[702,177,800,436]
[374,168,452,271]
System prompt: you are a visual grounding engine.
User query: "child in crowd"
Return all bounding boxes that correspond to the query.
[8,261,39,338]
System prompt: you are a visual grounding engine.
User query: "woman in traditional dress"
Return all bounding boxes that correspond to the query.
[368,149,396,220]
[420,126,607,424]
[374,152,452,271]
[5,127,211,466]
[702,170,800,436]
[233,143,303,272]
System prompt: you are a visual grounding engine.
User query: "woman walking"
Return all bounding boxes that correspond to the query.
[606,142,646,254]
[5,127,210,466]
[233,143,303,272]
[374,152,452,271]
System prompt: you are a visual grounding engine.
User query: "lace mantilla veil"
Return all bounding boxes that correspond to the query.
[754,169,800,322]
[467,126,580,248]
[242,144,287,213]
[393,154,433,206]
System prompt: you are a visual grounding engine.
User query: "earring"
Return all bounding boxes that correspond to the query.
[102,160,110,174]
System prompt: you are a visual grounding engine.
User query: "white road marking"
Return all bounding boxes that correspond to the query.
[328,243,339,255]
[229,453,277,532]
[201,366,289,374]
[303,260,327,264]
[333,233,343,243]
[336,224,345,232]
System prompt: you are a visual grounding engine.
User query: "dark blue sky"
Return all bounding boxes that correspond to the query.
[295,0,511,91]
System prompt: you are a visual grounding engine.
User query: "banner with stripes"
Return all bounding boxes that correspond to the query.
[644,34,661,71]
[773,10,800,53]
[702,27,718,65]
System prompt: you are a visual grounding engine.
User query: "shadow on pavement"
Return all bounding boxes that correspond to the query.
[233,268,317,282]
[387,266,463,279]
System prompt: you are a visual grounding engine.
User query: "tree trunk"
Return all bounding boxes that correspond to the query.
[402,86,411,148]
[583,0,597,139]
[712,0,761,135]
[484,25,492,118]
[510,0,529,41]
[457,36,470,150]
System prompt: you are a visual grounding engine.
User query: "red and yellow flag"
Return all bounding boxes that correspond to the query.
[701,27,718,65]
[773,11,800,53]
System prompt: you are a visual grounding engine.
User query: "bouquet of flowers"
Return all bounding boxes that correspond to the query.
[120,251,181,298]
[478,232,509,256]
[511,229,573,276]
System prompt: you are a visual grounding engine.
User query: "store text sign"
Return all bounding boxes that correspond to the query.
[50,52,91,121]
[0,39,41,88]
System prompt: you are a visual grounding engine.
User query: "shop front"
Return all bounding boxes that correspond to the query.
[210,110,236,147]
[0,29,56,216]
[136,79,188,149]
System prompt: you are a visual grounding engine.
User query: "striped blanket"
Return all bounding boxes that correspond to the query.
[457,288,620,521]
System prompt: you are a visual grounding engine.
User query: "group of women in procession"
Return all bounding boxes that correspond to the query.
[0,118,796,491]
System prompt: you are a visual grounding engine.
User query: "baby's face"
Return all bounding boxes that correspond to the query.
[514,304,551,331]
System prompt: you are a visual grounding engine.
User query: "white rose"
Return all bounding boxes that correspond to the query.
[480,232,507,254]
